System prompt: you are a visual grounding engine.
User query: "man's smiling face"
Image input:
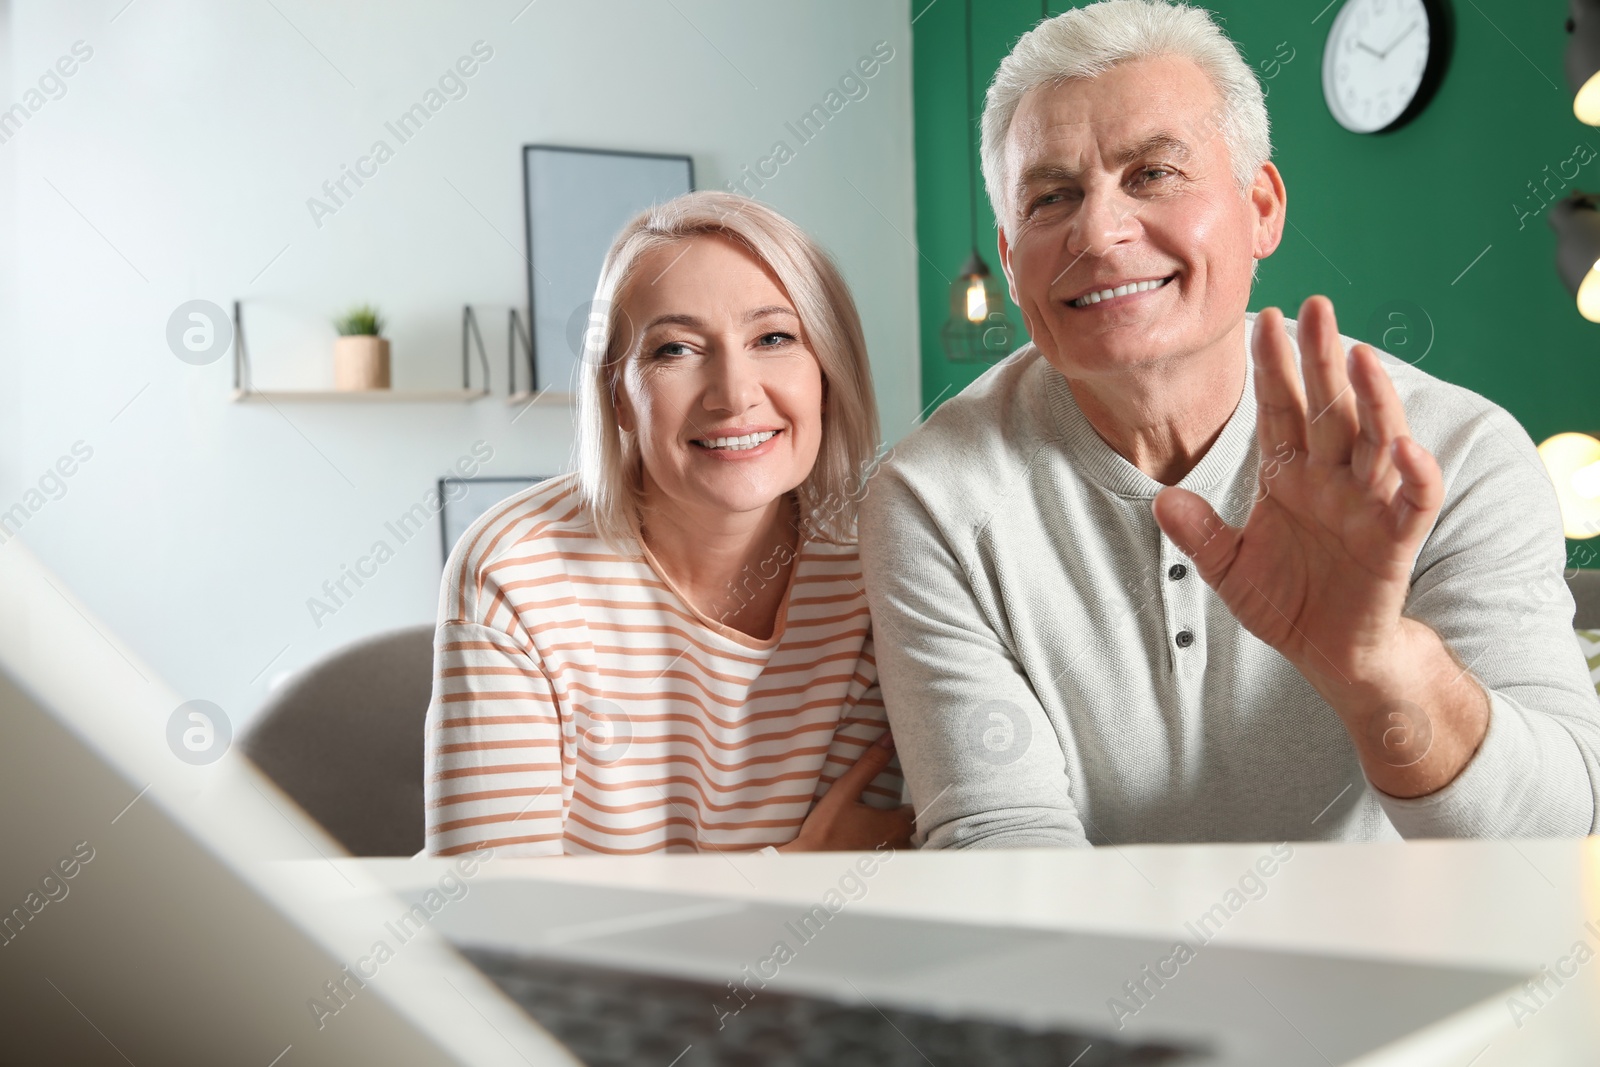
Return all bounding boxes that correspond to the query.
[997,54,1285,383]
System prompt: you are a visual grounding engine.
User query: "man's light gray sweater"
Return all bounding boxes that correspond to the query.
[858,312,1600,848]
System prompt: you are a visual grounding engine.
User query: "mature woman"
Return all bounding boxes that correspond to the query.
[423,191,910,856]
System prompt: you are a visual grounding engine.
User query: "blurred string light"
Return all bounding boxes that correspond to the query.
[1565,0,1600,124]
[1549,192,1600,322]
[1543,10,1600,546]
[1538,432,1600,539]
[941,0,1015,363]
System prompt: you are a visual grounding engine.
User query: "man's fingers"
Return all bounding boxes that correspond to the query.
[1348,343,1407,491]
[1297,296,1359,464]
[1387,436,1444,545]
[1152,487,1240,585]
[1251,306,1309,462]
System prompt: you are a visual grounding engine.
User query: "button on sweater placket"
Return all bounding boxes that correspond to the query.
[1159,543,1204,676]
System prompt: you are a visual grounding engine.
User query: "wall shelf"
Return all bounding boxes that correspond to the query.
[230,388,490,403]
[229,301,554,404]
[506,390,575,406]
[227,388,577,404]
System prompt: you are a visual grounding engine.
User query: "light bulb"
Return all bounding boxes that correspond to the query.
[965,277,988,323]
[1578,71,1600,126]
[1538,432,1600,538]
[1574,460,1600,500]
[1579,259,1600,323]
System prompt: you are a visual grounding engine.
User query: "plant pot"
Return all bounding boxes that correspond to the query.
[333,335,391,390]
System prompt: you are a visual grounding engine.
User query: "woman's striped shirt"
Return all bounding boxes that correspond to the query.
[423,473,902,856]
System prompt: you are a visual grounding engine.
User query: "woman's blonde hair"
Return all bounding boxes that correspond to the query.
[575,190,880,554]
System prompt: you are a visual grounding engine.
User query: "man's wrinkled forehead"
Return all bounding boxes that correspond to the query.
[1017,127,1196,188]
[1003,61,1225,178]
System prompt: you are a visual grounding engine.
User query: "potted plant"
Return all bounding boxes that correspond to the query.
[332,304,390,390]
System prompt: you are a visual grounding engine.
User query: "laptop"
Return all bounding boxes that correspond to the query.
[0,540,1526,1065]
[0,541,573,1066]
[420,879,1522,1066]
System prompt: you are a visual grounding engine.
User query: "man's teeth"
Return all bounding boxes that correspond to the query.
[696,430,778,451]
[1070,276,1170,308]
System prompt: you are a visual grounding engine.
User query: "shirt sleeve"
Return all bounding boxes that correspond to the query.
[858,467,1089,848]
[815,631,906,811]
[1375,397,1600,837]
[423,617,568,856]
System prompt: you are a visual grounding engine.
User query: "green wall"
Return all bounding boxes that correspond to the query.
[912,0,1599,565]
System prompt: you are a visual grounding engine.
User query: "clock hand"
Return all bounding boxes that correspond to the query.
[1377,20,1418,60]
[1354,39,1384,58]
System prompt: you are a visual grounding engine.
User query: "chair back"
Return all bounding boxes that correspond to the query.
[240,625,434,856]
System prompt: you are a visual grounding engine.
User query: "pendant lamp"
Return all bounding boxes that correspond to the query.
[941,0,1016,363]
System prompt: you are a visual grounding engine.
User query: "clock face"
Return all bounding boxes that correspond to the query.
[1322,0,1435,133]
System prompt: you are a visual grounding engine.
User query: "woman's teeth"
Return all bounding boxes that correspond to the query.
[1070,276,1171,308]
[695,430,778,451]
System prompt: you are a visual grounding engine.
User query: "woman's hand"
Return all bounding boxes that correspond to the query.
[778,733,915,852]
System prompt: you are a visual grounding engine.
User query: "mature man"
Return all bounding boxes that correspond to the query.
[859,0,1600,847]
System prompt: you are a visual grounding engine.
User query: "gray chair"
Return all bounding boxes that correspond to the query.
[240,625,435,856]
[1572,568,1600,631]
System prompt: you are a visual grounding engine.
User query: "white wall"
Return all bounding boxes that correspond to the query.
[0,0,919,731]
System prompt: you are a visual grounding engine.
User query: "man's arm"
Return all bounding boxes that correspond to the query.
[1155,297,1600,836]
[1369,398,1600,836]
[858,466,1088,849]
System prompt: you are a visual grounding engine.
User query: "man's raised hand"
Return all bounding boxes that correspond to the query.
[1150,295,1444,689]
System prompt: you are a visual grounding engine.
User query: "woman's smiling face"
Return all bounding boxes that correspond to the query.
[614,234,825,524]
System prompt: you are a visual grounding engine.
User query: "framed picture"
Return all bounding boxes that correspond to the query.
[438,476,550,567]
[522,145,694,394]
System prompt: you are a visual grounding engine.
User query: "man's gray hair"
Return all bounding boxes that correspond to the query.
[980,0,1272,233]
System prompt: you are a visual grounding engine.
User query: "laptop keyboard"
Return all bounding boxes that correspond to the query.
[462,946,1200,1066]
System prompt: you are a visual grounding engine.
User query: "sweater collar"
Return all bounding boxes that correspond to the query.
[1043,312,1262,500]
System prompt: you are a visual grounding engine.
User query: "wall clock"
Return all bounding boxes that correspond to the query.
[1321,0,1452,134]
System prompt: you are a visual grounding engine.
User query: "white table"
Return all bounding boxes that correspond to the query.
[346,837,1600,1065]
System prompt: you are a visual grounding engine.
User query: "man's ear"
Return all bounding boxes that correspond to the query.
[1249,162,1288,262]
[997,223,1020,307]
